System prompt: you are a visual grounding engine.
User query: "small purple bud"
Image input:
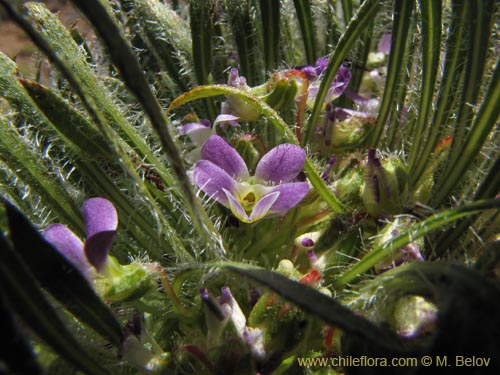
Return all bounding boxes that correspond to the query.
[200,288,210,300]
[321,156,337,182]
[301,238,315,248]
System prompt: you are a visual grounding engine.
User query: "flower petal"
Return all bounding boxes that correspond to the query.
[267,182,310,216]
[326,65,351,101]
[43,224,93,278]
[254,144,306,184]
[249,191,280,222]
[194,160,238,205]
[82,197,118,272]
[201,135,249,180]
[213,114,240,128]
[223,188,251,222]
[179,122,212,146]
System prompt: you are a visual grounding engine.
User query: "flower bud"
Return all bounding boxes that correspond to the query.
[361,150,409,217]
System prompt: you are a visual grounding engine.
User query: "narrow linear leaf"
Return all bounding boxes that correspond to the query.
[0,232,109,375]
[334,199,500,287]
[224,0,264,85]
[0,2,184,256]
[408,0,442,181]
[293,0,316,65]
[445,0,496,178]
[5,200,125,347]
[408,0,466,182]
[19,78,112,158]
[190,0,217,119]
[304,0,381,145]
[132,0,194,93]
[259,0,280,71]
[435,152,500,255]
[341,0,353,25]
[431,54,500,206]
[368,0,413,147]
[0,116,84,234]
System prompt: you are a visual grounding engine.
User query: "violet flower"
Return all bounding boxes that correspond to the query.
[301,58,351,107]
[194,135,309,223]
[42,197,118,279]
[179,114,240,163]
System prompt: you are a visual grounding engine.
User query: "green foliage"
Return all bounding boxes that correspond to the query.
[0,0,499,374]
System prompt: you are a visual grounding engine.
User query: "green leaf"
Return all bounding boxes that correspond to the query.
[431,54,500,206]
[407,0,442,183]
[303,0,381,146]
[224,263,405,353]
[4,200,124,347]
[431,0,500,206]
[259,0,281,71]
[224,0,264,86]
[190,0,217,118]
[293,0,316,65]
[333,199,500,287]
[131,0,194,93]
[19,78,112,158]
[0,228,109,375]
[0,116,84,235]
[369,0,414,147]
[409,0,466,184]
[444,0,496,183]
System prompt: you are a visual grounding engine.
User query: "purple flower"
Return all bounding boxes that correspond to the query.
[43,197,118,278]
[194,135,309,223]
[179,115,240,163]
[306,65,351,107]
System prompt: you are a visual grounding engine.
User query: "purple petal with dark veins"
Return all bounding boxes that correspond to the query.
[194,160,238,205]
[254,144,306,184]
[267,182,309,215]
[82,198,118,272]
[43,224,92,277]
[201,135,250,180]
